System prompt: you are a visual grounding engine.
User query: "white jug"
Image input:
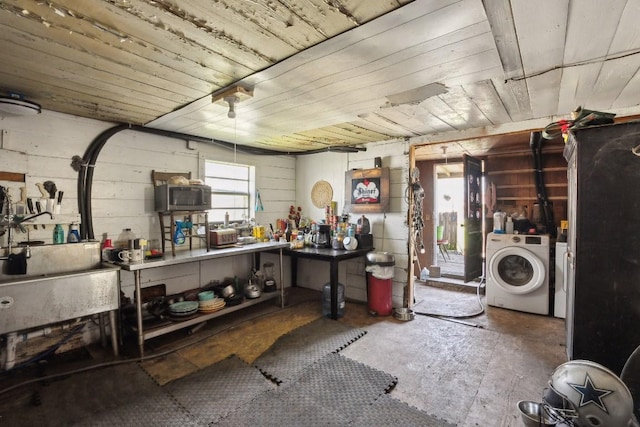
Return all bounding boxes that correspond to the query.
[493,212,506,233]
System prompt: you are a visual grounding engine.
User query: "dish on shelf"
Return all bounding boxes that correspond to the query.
[198,291,215,301]
[169,301,199,314]
[169,309,199,317]
[199,301,226,313]
[198,298,224,310]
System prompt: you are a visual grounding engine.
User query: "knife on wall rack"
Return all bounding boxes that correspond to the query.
[27,198,37,229]
[35,200,45,229]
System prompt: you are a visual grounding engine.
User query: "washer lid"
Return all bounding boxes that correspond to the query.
[488,246,546,294]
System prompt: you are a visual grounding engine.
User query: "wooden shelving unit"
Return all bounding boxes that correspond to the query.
[485,151,568,226]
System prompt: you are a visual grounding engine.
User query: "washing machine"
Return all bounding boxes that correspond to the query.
[486,232,550,315]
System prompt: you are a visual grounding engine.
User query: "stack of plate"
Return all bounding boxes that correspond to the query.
[168,301,199,318]
[199,297,226,313]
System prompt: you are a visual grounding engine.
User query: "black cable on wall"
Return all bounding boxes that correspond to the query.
[77,124,366,240]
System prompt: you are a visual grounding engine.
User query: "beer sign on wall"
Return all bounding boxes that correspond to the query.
[344,167,390,213]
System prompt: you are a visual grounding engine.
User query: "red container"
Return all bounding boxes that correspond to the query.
[367,273,392,316]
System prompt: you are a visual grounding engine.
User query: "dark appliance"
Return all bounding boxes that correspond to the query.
[564,122,640,374]
[313,224,332,248]
[154,184,211,211]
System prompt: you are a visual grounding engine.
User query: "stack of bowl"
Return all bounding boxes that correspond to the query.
[198,290,225,313]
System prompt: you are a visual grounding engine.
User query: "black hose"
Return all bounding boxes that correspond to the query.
[78,123,366,240]
[529,132,556,237]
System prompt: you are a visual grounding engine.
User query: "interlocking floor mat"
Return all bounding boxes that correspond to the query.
[164,355,276,425]
[253,317,366,384]
[0,363,197,427]
[216,353,397,426]
[352,394,457,427]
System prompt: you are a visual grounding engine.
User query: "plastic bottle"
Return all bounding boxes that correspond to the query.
[102,239,114,262]
[322,282,345,318]
[53,224,65,244]
[420,267,429,281]
[493,212,505,233]
[117,228,136,248]
[67,223,81,243]
[505,216,514,234]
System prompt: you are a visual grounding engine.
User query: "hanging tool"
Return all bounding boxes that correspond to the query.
[27,198,37,229]
[35,200,45,229]
[35,182,48,199]
[43,180,57,199]
[254,189,264,212]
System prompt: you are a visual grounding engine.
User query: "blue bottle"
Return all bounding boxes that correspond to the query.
[67,223,81,243]
[173,220,186,245]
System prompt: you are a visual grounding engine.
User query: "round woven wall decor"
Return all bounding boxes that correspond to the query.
[311,180,333,208]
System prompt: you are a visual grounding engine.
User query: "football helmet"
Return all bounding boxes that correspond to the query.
[543,360,635,426]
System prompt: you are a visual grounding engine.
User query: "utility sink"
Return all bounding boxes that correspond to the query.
[0,242,120,335]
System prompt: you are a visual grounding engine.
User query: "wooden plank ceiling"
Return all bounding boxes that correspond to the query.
[2,0,640,156]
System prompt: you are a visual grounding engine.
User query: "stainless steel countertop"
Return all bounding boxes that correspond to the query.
[114,241,289,271]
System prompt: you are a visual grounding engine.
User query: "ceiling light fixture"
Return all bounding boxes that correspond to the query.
[211,85,253,119]
[0,93,41,116]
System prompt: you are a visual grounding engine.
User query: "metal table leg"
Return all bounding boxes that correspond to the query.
[134,270,144,356]
[279,247,285,308]
[109,310,119,356]
[330,259,339,319]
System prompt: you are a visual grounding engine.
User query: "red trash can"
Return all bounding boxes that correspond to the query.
[365,252,395,316]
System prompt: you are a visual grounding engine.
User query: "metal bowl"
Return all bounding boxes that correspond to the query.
[366,251,395,266]
[220,284,235,298]
[517,401,558,427]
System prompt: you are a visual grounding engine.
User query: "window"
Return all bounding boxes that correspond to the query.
[204,160,254,223]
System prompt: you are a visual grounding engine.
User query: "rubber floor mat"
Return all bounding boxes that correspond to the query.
[0,363,197,427]
[253,317,366,384]
[352,394,457,427]
[164,355,276,425]
[217,353,397,426]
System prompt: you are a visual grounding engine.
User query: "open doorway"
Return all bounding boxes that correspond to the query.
[435,163,464,278]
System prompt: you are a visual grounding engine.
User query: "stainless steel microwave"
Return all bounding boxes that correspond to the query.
[154,184,211,211]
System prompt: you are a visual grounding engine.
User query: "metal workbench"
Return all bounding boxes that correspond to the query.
[117,241,289,356]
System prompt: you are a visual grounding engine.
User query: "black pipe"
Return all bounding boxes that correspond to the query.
[529,131,556,237]
[78,123,366,240]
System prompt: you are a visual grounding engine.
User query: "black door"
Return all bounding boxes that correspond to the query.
[463,154,483,282]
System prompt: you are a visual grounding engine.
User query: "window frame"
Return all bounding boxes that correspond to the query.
[204,160,255,224]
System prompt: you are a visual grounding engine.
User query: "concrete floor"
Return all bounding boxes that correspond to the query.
[342,280,566,426]
[0,282,566,426]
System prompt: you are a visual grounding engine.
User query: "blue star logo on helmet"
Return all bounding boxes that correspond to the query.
[568,373,613,413]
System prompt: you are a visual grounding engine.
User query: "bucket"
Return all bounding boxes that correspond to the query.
[436,225,444,240]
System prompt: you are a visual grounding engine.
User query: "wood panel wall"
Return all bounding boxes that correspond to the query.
[484,147,567,233]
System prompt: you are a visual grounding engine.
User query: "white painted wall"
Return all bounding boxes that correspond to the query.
[0,110,296,299]
[294,140,411,307]
[0,109,413,333]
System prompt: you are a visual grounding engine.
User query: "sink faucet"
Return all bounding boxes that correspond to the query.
[1,211,51,259]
